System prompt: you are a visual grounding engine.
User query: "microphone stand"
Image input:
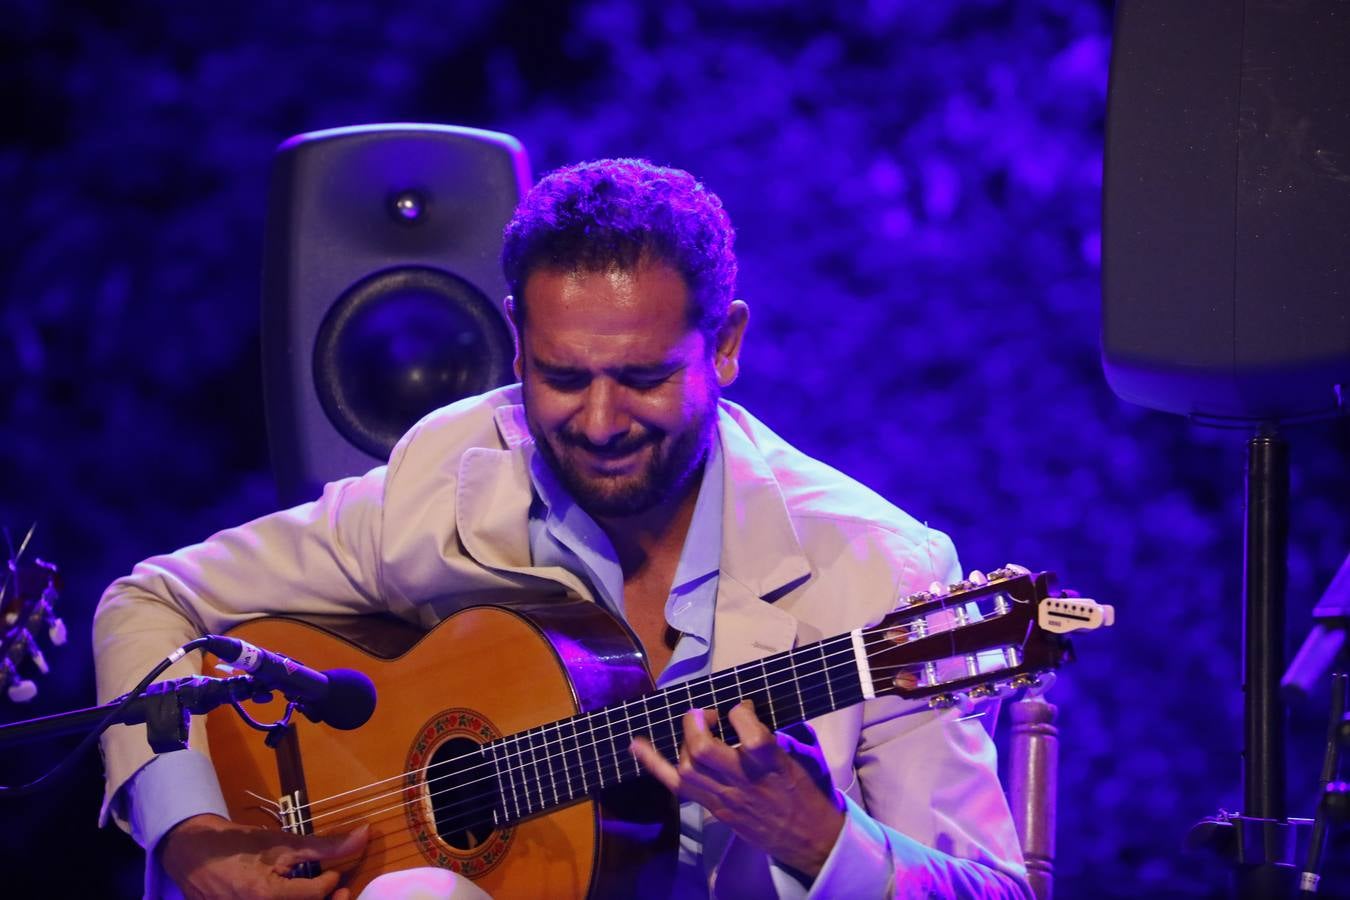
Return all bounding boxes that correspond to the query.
[0,674,277,754]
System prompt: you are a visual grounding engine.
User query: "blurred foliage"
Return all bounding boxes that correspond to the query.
[3,0,1347,895]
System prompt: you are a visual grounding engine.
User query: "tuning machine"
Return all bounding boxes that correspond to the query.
[2,658,37,703]
[927,691,977,715]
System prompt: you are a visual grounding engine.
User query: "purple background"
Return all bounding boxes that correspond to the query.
[3,1,1348,896]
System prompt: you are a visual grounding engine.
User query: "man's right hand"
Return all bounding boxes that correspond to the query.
[160,813,369,900]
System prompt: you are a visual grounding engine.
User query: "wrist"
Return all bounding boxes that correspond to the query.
[776,796,846,878]
[159,813,234,873]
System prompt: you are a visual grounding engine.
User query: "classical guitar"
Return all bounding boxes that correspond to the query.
[203,567,1112,898]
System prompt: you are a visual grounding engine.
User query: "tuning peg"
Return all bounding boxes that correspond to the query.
[7,678,37,703]
[1004,563,1031,575]
[928,692,974,713]
[28,642,49,675]
[968,682,1003,701]
[47,617,67,646]
[928,581,947,597]
[968,569,988,585]
[1027,671,1056,697]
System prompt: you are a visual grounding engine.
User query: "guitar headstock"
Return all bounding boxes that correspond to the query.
[861,566,1113,710]
[2,532,66,704]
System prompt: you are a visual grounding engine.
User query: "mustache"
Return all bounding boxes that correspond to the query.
[558,429,658,456]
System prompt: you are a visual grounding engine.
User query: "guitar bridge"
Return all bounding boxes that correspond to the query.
[278,790,307,835]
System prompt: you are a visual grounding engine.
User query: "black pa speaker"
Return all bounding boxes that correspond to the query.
[261,124,531,504]
[1102,0,1350,423]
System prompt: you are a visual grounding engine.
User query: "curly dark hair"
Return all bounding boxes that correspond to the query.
[501,158,737,337]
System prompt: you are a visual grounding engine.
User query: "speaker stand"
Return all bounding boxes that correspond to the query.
[1241,431,1290,895]
[1188,430,1310,896]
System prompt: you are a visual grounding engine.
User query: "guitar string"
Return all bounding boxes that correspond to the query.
[294,621,995,832]
[292,632,875,826]
[299,639,857,831]
[288,588,1014,820]
[277,635,848,821]
[310,662,848,839]
[299,650,983,863]
[287,618,935,821]
[292,629,1009,838]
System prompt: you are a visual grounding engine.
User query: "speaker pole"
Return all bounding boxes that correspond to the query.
[1238,430,1290,898]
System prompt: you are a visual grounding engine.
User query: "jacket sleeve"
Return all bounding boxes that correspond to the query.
[756,530,1032,898]
[820,531,1030,898]
[796,705,1033,898]
[93,460,394,832]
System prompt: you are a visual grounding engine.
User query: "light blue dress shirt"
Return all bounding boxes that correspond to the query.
[526,438,724,898]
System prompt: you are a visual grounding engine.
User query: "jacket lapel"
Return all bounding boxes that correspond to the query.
[710,406,812,671]
[453,405,595,602]
[454,402,813,661]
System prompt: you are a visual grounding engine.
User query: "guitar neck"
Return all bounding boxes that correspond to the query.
[477,568,1104,829]
[484,632,866,825]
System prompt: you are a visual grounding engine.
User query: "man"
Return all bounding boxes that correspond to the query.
[94,158,1030,898]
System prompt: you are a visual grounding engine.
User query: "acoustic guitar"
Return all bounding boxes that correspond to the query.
[204,566,1112,898]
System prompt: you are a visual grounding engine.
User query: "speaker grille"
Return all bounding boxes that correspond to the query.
[313,265,514,460]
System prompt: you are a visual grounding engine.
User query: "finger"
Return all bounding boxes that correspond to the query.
[727,701,780,777]
[283,824,370,866]
[631,736,682,793]
[682,708,743,780]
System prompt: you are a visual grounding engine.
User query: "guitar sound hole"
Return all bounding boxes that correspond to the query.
[426,736,496,851]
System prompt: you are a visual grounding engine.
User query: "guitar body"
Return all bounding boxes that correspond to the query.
[204,597,679,899]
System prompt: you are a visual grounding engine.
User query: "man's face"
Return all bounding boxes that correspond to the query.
[515,261,743,520]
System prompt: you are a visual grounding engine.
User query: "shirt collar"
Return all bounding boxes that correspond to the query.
[527,430,724,595]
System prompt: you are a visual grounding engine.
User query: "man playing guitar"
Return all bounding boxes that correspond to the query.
[94,158,1030,898]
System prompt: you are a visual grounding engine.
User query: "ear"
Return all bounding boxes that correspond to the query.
[712,300,749,387]
[504,295,523,380]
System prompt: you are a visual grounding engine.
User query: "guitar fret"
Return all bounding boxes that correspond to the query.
[503,733,523,822]
[571,714,589,796]
[483,603,1015,826]
[556,720,572,803]
[544,721,561,807]
[754,657,777,731]
[561,717,582,805]
[818,641,836,710]
[710,668,735,744]
[618,696,638,781]
[484,742,503,826]
[666,685,681,763]
[528,728,546,816]
[594,706,614,791]
[682,681,697,762]
[789,650,806,724]
[607,702,627,787]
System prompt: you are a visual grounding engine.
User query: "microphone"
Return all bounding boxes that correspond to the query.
[202,635,377,730]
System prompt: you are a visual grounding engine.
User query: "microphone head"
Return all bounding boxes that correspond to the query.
[306,668,377,730]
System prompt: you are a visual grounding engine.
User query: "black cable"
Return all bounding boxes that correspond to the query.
[1299,671,1347,893]
[0,636,211,798]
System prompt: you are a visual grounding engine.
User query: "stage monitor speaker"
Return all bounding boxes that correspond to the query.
[1101,0,1350,423]
[261,123,531,505]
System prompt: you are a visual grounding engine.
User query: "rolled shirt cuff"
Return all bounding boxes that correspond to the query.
[767,792,896,899]
[126,749,230,899]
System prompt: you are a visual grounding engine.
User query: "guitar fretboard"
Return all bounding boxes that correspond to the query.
[483,632,866,825]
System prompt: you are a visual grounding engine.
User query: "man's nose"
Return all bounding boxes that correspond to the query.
[576,379,631,446]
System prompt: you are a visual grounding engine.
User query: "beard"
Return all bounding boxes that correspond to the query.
[526,402,716,520]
